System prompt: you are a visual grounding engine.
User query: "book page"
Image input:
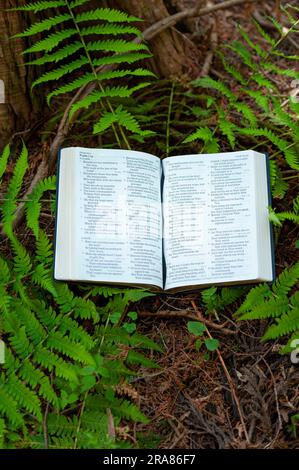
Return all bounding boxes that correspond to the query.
[69,148,163,287]
[162,151,259,290]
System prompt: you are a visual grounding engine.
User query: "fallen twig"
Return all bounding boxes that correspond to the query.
[138,308,237,335]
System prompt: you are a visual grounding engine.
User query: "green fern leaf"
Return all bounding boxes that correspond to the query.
[10,1,66,12]
[32,57,89,87]
[218,113,236,148]
[70,83,150,117]
[237,283,272,314]
[183,126,213,144]
[75,8,141,24]
[193,76,236,102]
[263,308,299,341]
[24,29,77,54]
[0,384,24,428]
[26,42,83,65]
[253,19,275,46]
[6,374,42,421]
[35,230,53,263]
[272,261,299,297]
[25,176,56,238]
[80,24,142,37]
[1,143,28,237]
[238,296,289,320]
[92,52,152,67]
[69,0,90,7]
[86,39,148,53]
[14,14,72,37]
[47,332,95,365]
[48,68,154,103]
[0,144,10,184]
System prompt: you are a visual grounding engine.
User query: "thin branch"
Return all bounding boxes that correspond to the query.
[139,309,237,335]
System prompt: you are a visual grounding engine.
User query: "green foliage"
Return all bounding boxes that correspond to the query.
[191,16,299,196]
[14,0,154,144]
[0,144,161,448]
[236,262,299,345]
[187,321,219,353]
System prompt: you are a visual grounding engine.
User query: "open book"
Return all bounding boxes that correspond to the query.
[54,147,274,292]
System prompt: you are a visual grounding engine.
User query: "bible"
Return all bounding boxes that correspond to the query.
[54,147,274,292]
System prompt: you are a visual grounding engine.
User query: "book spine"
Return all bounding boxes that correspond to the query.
[53,149,62,282]
[161,160,167,290]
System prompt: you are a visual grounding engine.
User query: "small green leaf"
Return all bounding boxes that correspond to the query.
[187,321,206,336]
[80,375,96,392]
[205,338,219,351]
[110,311,122,324]
[123,323,136,334]
[128,311,137,321]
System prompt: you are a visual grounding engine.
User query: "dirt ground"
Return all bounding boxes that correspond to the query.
[128,0,299,449]
[1,0,298,450]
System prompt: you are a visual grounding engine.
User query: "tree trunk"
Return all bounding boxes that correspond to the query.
[0,0,34,145]
[105,0,201,78]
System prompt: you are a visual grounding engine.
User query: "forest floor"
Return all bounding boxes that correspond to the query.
[128,1,299,449]
[3,0,298,450]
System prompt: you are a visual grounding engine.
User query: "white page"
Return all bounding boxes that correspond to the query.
[66,147,163,287]
[162,151,259,290]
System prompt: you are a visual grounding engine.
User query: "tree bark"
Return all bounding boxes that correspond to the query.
[106,0,201,78]
[0,0,34,145]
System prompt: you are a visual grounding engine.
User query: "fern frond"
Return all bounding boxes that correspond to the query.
[26,42,83,65]
[239,128,299,169]
[31,263,57,296]
[236,283,272,314]
[25,176,56,238]
[1,143,28,237]
[6,374,42,421]
[193,76,236,102]
[80,24,142,37]
[253,19,276,46]
[0,384,24,428]
[86,39,148,54]
[48,68,154,103]
[93,106,146,135]
[238,296,289,320]
[0,144,10,184]
[32,57,89,87]
[24,29,77,54]
[14,14,72,37]
[75,8,141,24]
[218,112,236,147]
[11,238,32,277]
[263,308,299,340]
[272,261,299,297]
[183,126,213,144]
[10,1,66,12]
[70,83,150,117]
[227,40,257,69]
[47,332,95,365]
[35,230,53,263]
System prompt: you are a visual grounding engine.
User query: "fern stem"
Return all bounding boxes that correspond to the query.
[65,0,127,148]
[166,82,175,157]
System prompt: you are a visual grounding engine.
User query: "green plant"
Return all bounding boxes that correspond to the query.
[187,321,219,353]
[235,262,299,349]
[188,14,299,199]
[0,143,161,448]
[12,0,155,146]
